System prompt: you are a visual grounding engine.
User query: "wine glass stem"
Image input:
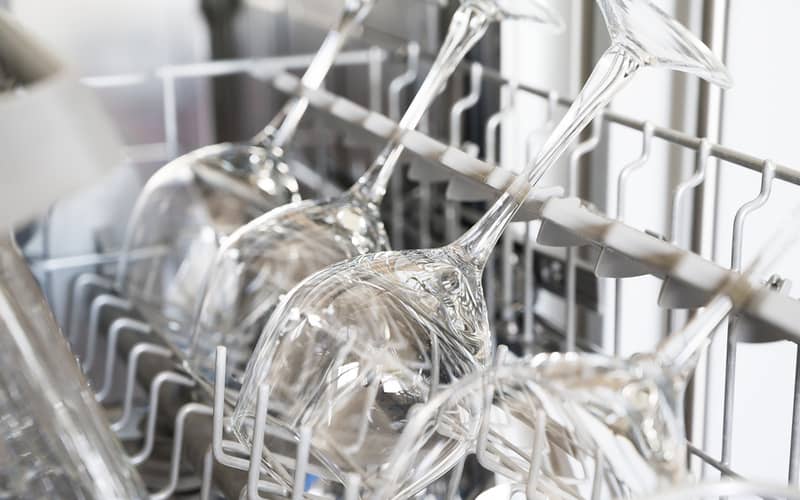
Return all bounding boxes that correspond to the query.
[656,294,734,380]
[257,1,375,149]
[656,210,800,378]
[354,5,492,204]
[456,45,642,266]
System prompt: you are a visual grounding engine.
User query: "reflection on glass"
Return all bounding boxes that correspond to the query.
[115,0,378,351]
[0,235,148,499]
[189,0,564,394]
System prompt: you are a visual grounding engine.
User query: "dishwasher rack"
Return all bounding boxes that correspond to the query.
[33,29,800,498]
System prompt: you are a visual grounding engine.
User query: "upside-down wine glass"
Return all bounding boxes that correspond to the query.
[188,0,564,387]
[411,208,800,499]
[115,0,378,350]
[231,0,731,497]
[0,234,149,499]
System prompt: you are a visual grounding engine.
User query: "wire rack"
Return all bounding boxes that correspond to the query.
[29,24,800,499]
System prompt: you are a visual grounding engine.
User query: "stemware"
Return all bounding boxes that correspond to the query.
[414,209,800,499]
[115,0,378,348]
[231,0,731,496]
[188,0,564,385]
[0,234,148,499]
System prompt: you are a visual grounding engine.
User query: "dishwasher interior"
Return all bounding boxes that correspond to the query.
[3,1,800,499]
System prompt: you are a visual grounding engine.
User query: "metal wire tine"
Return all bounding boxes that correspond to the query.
[522,222,535,352]
[389,42,421,249]
[721,160,776,471]
[212,347,292,492]
[292,427,313,500]
[485,79,519,166]
[40,204,55,308]
[792,344,800,485]
[201,446,214,500]
[420,180,432,248]
[665,139,713,334]
[248,385,270,500]
[416,62,433,250]
[565,118,603,353]
[613,121,655,356]
[525,410,548,500]
[82,293,133,372]
[501,223,517,337]
[368,46,386,115]
[130,371,196,465]
[446,62,483,242]
[111,342,173,433]
[150,403,213,500]
[450,62,483,149]
[96,318,151,403]
[388,42,421,121]
[526,90,559,164]
[670,139,713,246]
[616,121,655,221]
[66,273,114,346]
[730,161,776,273]
[212,347,254,471]
[568,117,603,196]
[162,72,179,159]
[518,91,560,352]
[492,99,558,340]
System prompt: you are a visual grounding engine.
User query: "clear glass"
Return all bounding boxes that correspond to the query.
[190,0,563,391]
[232,0,730,496]
[455,357,684,497]
[0,235,148,499]
[116,0,377,350]
[423,213,800,498]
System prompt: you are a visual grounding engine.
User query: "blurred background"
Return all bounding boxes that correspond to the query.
[3,0,800,492]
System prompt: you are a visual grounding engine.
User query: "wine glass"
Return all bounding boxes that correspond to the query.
[0,234,149,499]
[187,0,565,386]
[114,0,378,350]
[418,209,800,499]
[372,355,612,500]
[231,0,731,495]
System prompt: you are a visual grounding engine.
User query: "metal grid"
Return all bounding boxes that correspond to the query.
[34,24,800,499]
